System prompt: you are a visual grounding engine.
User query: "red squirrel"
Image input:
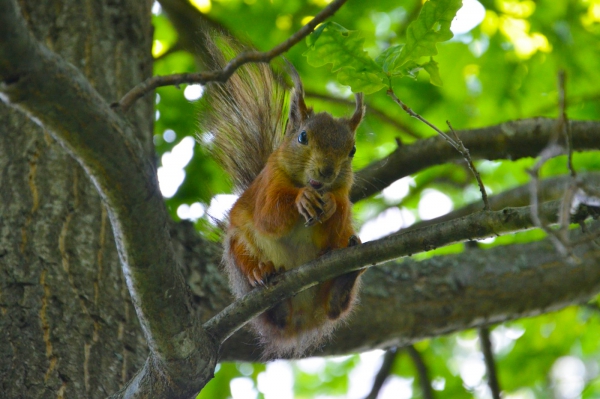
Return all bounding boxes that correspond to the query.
[202,44,365,358]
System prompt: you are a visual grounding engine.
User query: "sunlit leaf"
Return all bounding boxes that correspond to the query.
[375,44,403,73]
[423,58,443,86]
[390,0,463,72]
[304,21,387,94]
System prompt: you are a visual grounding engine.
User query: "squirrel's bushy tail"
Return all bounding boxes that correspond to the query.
[200,37,287,192]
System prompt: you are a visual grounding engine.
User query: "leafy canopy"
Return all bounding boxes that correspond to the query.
[304,0,462,92]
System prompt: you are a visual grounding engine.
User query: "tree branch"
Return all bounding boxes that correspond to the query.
[117,0,348,112]
[203,199,597,345]
[170,218,600,361]
[479,327,501,399]
[0,1,216,397]
[446,120,490,210]
[202,218,600,360]
[406,345,434,399]
[364,348,398,399]
[351,118,600,202]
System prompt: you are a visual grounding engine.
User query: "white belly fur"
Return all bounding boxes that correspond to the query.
[253,220,320,271]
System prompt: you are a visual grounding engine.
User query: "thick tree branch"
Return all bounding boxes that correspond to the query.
[176,216,600,360]
[117,0,348,112]
[204,199,596,345]
[351,118,600,202]
[0,1,216,397]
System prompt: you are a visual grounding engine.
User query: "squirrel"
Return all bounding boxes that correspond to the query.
[201,40,365,358]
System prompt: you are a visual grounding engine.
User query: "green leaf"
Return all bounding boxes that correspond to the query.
[306,22,330,48]
[391,0,463,72]
[337,69,387,93]
[304,21,386,94]
[423,58,443,86]
[375,44,403,73]
[392,61,422,79]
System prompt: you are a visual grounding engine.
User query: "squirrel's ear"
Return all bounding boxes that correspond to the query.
[348,92,365,132]
[287,63,312,129]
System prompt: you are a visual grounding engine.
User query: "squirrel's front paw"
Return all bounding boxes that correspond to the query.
[248,260,281,287]
[319,192,337,223]
[296,187,337,226]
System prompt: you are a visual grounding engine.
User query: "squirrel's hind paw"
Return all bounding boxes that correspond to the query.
[348,235,361,247]
[249,260,280,287]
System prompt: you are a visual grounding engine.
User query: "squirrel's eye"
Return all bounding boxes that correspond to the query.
[298,130,308,145]
[349,145,356,157]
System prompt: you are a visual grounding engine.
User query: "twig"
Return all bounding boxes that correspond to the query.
[532,91,600,116]
[364,348,399,399]
[465,245,501,398]
[387,87,490,210]
[559,71,575,179]
[479,327,501,399]
[213,217,600,361]
[387,88,445,136]
[528,71,575,258]
[556,71,578,247]
[447,121,490,210]
[525,71,600,260]
[527,145,564,228]
[116,0,348,112]
[406,345,434,399]
[527,145,571,257]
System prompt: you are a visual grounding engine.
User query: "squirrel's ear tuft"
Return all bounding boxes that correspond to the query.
[348,92,365,132]
[287,63,312,129]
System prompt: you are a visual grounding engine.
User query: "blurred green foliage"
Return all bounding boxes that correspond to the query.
[150,0,600,397]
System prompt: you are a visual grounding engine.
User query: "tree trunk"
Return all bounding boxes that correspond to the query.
[0,1,153,397]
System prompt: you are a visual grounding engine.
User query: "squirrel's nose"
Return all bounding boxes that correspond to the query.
[318,166,335,179]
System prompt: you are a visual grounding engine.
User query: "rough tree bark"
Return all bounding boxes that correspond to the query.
[0,0,153,397]
[2,0,600,398]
